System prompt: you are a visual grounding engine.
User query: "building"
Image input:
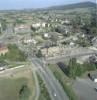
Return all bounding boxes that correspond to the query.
[0,44,8,56]
[31,22,47,29]
[41,46,65,57]
[23,38,37,44]
[22,35,37,44]
[14,24,31,34]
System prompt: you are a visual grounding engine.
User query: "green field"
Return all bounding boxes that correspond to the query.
[0,78,28,100]
[0,67,35,100]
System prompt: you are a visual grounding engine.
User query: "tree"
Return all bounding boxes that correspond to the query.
[68,58,77,79]
[81,9,97,36]
[83,62,96,71]
[0,27,1,34]
[68,58,85,78]
[19,85,31,100]
[0,19,7,31]
[30,25,37,32]
[36,50,42,58]
[50,34,58,46]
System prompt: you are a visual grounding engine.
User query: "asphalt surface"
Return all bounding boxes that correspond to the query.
[73,77,97,100]
[46,52,97,64]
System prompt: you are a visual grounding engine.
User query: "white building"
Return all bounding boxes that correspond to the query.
[32,22,47,29]
[14,24,31,33]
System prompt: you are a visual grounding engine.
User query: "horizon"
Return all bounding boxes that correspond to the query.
[0,0,95,10]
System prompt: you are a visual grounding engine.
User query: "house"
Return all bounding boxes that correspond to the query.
[0,44,8,56]
[22,35,37,44]
[41,22,46,28]
[32,23,41,28]
[31,22,47,29]
[69,42,75,47]
[24,38,37,44]
[64,19,71,25]
[14,24,31,33]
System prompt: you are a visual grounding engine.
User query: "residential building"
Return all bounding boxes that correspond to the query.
[0,44,8,55]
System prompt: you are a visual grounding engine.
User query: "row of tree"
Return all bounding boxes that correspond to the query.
[68,58,96,79]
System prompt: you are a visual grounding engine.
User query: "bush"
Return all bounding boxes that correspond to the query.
[19,85,31,100]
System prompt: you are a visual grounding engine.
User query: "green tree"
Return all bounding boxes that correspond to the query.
[36,50,42,58]
[68,58,77,79]
[19,85,31,100]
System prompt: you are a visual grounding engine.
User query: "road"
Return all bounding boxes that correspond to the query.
[31,57,69,100]
[18,41,69,100]
[46,52,97,64]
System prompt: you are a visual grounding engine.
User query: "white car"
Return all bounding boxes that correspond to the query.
[0,67,5,71]
[54,93,57,97]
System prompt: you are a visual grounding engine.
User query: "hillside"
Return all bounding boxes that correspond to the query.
[47,2,96,10]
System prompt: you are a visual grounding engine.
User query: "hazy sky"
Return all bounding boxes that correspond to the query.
[0,0,95,10]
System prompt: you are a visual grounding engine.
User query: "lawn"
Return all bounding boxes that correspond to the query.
[0,67,35,100]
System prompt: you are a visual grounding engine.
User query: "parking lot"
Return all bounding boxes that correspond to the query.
[73,77,97,100]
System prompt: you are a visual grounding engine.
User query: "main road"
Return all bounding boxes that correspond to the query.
[17,42,69,100]
[46,52,97,64]
[30,57,69,100]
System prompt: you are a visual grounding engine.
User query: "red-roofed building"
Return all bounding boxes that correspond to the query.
[0,44,8,56]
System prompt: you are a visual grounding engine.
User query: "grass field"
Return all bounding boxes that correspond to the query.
[0,67,35,100]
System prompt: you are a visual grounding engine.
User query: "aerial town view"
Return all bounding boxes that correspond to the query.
[0,0,96,100]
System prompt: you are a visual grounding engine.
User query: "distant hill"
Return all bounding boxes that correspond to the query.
[0,1,96,12]
[47,2,96,10]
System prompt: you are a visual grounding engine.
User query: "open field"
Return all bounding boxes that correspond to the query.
[0,66,36,100]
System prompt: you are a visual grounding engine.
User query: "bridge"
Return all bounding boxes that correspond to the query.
[45,51,97,64]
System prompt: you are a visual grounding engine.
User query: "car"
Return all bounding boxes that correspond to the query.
[0,67,5,71]
[94,88,97,92]
[54,93,57,97]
